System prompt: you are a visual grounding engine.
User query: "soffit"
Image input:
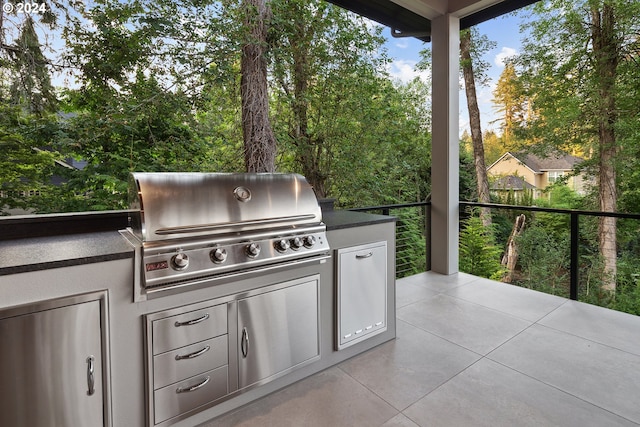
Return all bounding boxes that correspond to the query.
[325,0,539,42]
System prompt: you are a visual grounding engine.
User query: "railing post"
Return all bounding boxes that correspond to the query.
[426,204,431,271]
[570,212,579,300]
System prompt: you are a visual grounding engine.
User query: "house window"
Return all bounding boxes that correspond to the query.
[548,171,564,183]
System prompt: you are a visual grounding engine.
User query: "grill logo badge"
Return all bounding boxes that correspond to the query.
[233,186,252,202]
[146,260,169,272]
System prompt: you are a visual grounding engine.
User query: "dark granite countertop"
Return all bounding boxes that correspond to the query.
[0,231,134,276]
[323,210,396,231]
[0,210,391,276]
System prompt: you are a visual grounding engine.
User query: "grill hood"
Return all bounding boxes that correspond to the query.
[129,172,322,243]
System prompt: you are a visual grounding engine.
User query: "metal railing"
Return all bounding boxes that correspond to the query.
[351,201,640,310]
[461,201,640,301]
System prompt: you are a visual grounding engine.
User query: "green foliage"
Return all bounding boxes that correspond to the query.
[394,207,427,278]
[459,215,505,280]
[0,106,62,214]
[514,223,570,296]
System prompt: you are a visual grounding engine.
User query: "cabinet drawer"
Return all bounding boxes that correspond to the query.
[153,335,228,390]
[153,304,227,355]
[154,366,228,424]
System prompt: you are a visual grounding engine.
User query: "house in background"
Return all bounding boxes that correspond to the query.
[487,151,589,199]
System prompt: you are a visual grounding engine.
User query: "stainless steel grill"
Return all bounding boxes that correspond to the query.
[122,172,330,300]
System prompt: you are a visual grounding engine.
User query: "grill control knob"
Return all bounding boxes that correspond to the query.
[303,235,316,248]
[290,237,303,250]
[210,248,228,263]
[275,239,290,253]
[171,253,189,270]
[246,243,261,258]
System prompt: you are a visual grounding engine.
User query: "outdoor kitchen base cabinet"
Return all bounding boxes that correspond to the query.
[144,275,321,426]
[0,291,110,427]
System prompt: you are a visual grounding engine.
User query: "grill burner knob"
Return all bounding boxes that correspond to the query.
[171,253,189,270]
[246,243,261,258]
[275,239,290,253]
[210,248,228,263]
[290,237,303,250]
[303,235,316,248]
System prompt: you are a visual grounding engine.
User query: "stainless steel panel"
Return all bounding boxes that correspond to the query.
[153,366,228,424]
[130,173,322,242]
[153,335,228,389]
[237,277,320,389]
[337,241,387,349]
[152,304,227,355]
[0,296,105,426]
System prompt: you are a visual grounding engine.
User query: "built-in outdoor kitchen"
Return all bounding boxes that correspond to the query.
[0,173,396,427]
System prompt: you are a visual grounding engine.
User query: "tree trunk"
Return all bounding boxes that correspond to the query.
[240,0,277,173]
[501,214,526,283]
[591,4,619,291]
[288,8,326,197]
[461,30,491,227]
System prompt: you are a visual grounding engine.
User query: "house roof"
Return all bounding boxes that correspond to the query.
[491,175,536,191]
[514,152,584,172]
[324,0,540,42]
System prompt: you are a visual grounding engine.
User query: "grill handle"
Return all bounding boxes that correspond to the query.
[155,214,317,236]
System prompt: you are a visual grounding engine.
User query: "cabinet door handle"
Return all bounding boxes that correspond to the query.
[175,345,210,361]
[86,356,95,396]
[356,252,373,259]
[241,327,250,358]
[176,376,210,394]
[174,312,209,327]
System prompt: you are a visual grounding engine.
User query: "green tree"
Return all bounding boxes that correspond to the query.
[492,62,527,145]
[459,215,505,280]
[269,1,431,204]
[515,0,640,291]
[460,28,495,226]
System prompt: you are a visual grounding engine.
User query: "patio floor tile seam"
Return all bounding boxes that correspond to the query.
[483,353,640,426]
[528,318,640,359]
[420,289,544,326]
[334,322,484,413]
[334,352,482,416]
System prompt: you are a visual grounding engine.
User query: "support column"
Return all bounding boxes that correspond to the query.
[430,14,460,274]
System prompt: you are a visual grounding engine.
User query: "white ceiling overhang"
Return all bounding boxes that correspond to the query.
[325,0,539,41]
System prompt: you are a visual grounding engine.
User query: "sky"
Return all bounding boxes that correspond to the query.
[381,11,528,137]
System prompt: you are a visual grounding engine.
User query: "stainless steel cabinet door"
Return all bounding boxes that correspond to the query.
[238,277,319,389]
[337,241,387,349]
[0,298,105,426]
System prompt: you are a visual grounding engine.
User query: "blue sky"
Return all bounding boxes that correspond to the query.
[382,11,528,137]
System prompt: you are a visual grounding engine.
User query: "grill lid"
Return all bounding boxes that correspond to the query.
[129,172,322,242]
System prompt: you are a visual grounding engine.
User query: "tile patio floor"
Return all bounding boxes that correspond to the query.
[203,271,640,426]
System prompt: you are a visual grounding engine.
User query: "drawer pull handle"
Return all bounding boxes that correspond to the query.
[176,376,210,394]
[174,313,209,327]
[175,345,210,361]
[241,327,250,358]
[356,252,373,259]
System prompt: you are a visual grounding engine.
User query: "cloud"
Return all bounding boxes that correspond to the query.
[387,59,430,83]
[395,40,409,49]
[494,47,517,67]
